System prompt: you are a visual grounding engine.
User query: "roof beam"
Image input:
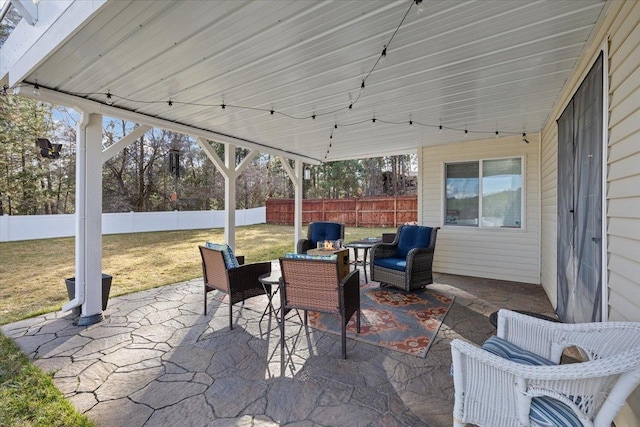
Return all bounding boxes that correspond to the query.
[11,0,38,25]
[102,125,152,163]
[14,85,322,164]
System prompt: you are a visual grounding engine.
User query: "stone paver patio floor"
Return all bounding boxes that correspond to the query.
[2,266,554,427]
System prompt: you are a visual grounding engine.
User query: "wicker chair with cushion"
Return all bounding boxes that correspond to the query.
[370,224,439,292]
[199,244,271,329]
[296,221,345,254]
[450,309,640,427]
[279,257,360,359]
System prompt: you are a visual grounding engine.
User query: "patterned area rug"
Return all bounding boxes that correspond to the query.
[307,283,454,358]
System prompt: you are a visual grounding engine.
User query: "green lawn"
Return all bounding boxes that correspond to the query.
[0,224,395,427]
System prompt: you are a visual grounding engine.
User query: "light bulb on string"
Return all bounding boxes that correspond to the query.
[380,45,387,64]
[464,128,468,137]
[33,81,40,96]
[106,91,113,105]
[495,130,499,138]
[221,101,226,110]
[360,80,366,96]
[167,99,173,107]
[522,132,529,144]
[415,0,425,15]
[372,116,376,127]
[438,124,443,134]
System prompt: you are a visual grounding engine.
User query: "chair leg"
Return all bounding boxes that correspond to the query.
[204,288,207,315]
[356,309,361,333]
[280,304,286,355]
[304,310,308,325]
[341,316,347,359]
[228,300,233,330]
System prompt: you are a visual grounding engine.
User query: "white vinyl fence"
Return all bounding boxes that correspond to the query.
[0,208,266,242]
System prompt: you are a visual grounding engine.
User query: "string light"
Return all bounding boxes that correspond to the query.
[371,116,376,127]
[439,124,443,134]
[380,45,387,64]
[221,101,226,110]
[167,99,173,107]
[106,91,113,105]
[495,130,499,138]
[33,80,40,96]
[522,132,529,143]
[415,0,425,15]
[0,85,7,96]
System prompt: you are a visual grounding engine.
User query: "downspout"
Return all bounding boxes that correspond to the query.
[62,110,88,312]
[0,1,12,23]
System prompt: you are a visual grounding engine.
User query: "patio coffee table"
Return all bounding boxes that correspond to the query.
[344,238,381,283]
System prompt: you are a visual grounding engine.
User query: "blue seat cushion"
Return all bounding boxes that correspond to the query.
[373,257,406,272]
[310,222,342,248]
[205,242,240,269]
[482,336,581,427]
[396,226,432,258]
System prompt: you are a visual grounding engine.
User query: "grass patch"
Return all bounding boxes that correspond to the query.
[0,224,396,325]
[0,332,94,427]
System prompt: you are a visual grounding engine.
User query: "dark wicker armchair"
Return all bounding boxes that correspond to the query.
[296,221,345,254]
[199,245,271,329]
[279,257,360,359]
[370,225,439,292]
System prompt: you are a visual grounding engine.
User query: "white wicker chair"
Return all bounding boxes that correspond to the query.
[450,309,640,427]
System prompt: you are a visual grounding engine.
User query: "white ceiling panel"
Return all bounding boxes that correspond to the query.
[7,0,607,162]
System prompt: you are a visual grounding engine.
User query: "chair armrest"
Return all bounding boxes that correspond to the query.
[339,269,360,317]
[296,239,311,254]
[228,261,271,291]
[370,242,397,260]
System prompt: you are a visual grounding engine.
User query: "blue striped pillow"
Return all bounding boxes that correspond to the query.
[530,396,582,427]
[482,335,555,366]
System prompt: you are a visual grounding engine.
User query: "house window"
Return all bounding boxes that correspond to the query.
[445,157,523,228]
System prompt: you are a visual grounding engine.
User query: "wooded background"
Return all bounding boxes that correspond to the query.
[0,95,417,216]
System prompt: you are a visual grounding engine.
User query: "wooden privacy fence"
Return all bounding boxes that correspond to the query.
[266,196,417,227]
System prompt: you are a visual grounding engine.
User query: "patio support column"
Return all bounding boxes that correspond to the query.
[71,112,104,326]
[279,158,304,251]
[225,144,236,250]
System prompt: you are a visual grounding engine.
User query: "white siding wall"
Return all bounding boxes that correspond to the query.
[540,1,640,424]
[420,134,540,284]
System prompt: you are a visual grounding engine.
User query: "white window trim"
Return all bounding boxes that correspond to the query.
[441,155,526,231]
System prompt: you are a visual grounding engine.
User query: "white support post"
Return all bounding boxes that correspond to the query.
[279,157,304,252]
[225,144,236,250]
[80,113,104,325]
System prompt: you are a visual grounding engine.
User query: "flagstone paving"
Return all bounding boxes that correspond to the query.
[2,266,554,427]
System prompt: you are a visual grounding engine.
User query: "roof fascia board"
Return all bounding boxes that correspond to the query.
[1,0,107,86]
[14,86,321,164]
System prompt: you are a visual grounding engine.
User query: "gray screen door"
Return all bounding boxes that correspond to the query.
[557,52,603,323]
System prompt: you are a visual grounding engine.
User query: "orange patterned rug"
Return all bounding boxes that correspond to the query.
[306,282,454,357]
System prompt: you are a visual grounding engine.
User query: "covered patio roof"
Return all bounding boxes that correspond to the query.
[0,0,608,323]
[2,0,607,162]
